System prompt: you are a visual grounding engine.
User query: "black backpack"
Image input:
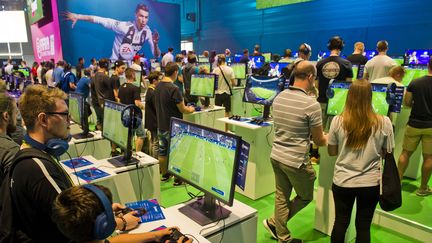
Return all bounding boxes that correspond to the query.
[0,148,54,243]
[379,152,402,211]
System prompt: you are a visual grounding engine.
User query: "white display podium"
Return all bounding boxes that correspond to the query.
[129,199,258,243]
[60,152,160,204]
[184,105,225,131]
[218,117,275,200]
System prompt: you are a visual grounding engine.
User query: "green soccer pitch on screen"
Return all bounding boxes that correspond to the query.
[103,100,129,149]
[190,74,216,98]
[231,63,246,79]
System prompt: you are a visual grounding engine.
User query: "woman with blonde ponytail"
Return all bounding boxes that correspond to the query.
[327,79,394,243]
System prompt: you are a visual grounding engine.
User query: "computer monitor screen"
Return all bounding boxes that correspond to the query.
[326,81,390,116]
[168,118,240,205]
[364,50,377,60]
[198,55,209,63]
[292,51,299,58]
[404,49,430,65]
[401,66,428,86]
[133,70,141,87]
[68,92,82,125]
[249,56,265,69]
[234,54,243,63]
[262,53,272,62]
[190,74,217,98]
[197,62,211,73]
[230,63,246,79]
[103,100,129,149]
[27,0,44,24]
[269,62,289,77]
[357,64,365,79]
[226,56,233,65]
[317,51,330,61]
[243,76,284,106]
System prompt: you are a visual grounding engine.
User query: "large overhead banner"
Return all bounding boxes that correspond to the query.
[58,0,180,63]
[256,0,313,9]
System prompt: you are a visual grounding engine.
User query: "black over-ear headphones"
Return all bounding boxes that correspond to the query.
[327,36,345,51]
[82,184,116,240]
[121,105,142,129]
[299,43,312,56]
[24,134,70,157]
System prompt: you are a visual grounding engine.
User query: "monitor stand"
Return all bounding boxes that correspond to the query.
[107,155,139,168]
[262,105,271,120]
[72,132,94,139]
[178,194,231,226]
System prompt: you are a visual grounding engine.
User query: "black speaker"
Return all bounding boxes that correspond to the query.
[186,12,196,22]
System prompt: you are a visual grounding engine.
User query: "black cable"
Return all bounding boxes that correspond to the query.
[65,151,81,185]
[265,123,274,148]
[135,158,142,201]
[184,234,200,243]
[218,201,225,243]
[77,139,89,157]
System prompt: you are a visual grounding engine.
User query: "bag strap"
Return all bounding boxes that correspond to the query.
[219,66,232,95]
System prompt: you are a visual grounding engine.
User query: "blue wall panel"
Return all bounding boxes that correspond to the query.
[188,0,432,58]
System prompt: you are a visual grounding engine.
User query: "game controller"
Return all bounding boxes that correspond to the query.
[160,228,189,243]
[187,102,202,112]
[250,117,264,125]
[120,207,147,217]
[229,115,241,121]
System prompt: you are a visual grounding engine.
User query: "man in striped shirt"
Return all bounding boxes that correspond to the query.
[263,61,327,243]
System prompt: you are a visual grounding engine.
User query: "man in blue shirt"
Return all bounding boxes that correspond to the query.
[76,68,92,100]
[59,63,77,94]
[53,60,65,86]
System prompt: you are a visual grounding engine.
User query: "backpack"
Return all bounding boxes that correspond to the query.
[379,151,402,211]
[0,148,54,243]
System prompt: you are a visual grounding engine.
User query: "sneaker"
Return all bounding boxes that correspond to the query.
[161,174,171,182]
[173,178,184,186]
[416,187,432,197]
[262,219,277,239]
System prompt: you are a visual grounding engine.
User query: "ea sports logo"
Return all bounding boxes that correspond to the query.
[322,62,340,79]
[119,43,134,60]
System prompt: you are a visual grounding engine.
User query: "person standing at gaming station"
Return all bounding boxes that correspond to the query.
[263,61,327,243]
[283,43,313,86]
[118,68,145,152]
[346,42,368,66]
[76,57,85,80]
[90,58,110,131]
[182,54,200,104]
[155,62,195,185]
[110,60,127,102]
[364,40,398,81]
[145,71,162,159]
[212,54,236,130]
[397,57,432,197]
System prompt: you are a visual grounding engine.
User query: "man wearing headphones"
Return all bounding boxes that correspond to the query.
[364,40,398,81]
[53,184,192,242]
[282,43,312,86]
[316,36,353,129]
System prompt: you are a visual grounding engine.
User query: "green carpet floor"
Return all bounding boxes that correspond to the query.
[159,176,423,243]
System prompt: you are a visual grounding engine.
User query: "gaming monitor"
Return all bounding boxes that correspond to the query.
[364,50,377,60]
[401,66,428,86]
[317,51,330,61]
[133,70,142,88]
[27,0,44,24]
[190,74,217,98]
[291,51,299,59]
[230,63,247,79]
[225,56,233,65]
[262,53,272,62]
[243,76,285,119]
[404,49,430,66]
[198,55,209,63]
[269,62,289,77]
[197,62,211,73]
[233,54,243,63]
[249,56,265,69]
[326,81,390,116]
[103,100,138,167]
[68,92,93,139]
[168,117,241,225]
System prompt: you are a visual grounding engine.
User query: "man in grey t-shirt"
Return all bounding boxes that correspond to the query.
[263,61,327,243]
[364,40,398,81]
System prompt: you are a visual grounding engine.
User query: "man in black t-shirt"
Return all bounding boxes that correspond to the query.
[90,58,111,130]
[154,62,195,185]
[347,42,368,66]
[76,57,85,80]
[316,36,353,129]
[398,57,432,197]
[145,71,162,158]
[109,60,126,102]
[118,68,145,152]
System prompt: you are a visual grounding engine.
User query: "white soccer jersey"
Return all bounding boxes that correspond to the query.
[93,16,160,61]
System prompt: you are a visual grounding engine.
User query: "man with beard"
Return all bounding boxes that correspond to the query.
[0,92,19,184]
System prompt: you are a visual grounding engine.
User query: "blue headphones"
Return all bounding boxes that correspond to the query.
[82,184,116,240]
[299,43,312,56]
[24,134,70,157]
[120,105,142,129]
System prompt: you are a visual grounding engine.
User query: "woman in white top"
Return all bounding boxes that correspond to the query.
[328,79,394,243]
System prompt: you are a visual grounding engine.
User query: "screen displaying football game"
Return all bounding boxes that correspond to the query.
[133,70,141,87]
[262,53,272,62]
[243,76,284,106]
[190,74,216,98]
[269,62,289,77]
[230,63,246,79]
[327,82,389,116]
[168,118,240,204]
[27,0,44,25]
[103,100,129,149]
[68,92,83,125]
[249,56,265,69]
[404,49,430,65]
[197,62,211,72]
[198,55,209,63]
[364,50,377,60]
[402,67,428,86]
